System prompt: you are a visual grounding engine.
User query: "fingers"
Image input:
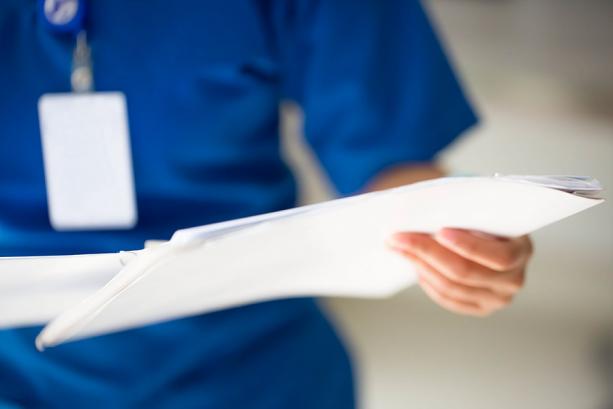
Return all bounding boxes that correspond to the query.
[418,277,488,317]
[405,251,513,311]
[434,228,533,272]
[388,230,530,317]
[389,233,524,294]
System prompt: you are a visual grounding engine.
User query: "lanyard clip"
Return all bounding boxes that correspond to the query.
[72,31,93,93]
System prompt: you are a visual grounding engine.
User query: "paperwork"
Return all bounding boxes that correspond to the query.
[0,175,604,349]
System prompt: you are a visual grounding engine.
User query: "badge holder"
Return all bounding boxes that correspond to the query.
[38,2,137,231]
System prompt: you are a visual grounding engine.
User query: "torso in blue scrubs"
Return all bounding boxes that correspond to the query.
[0,1,476,407]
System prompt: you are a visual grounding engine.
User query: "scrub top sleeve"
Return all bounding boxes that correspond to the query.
[280,0,478,195]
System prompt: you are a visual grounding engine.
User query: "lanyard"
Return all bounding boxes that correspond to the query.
[39,0,93,92]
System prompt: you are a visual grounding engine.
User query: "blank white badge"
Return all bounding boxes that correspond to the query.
[38,92,137,231]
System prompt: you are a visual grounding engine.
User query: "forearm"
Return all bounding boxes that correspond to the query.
[365,162,446,192]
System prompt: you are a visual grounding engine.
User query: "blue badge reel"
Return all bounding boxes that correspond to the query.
[38,0,87,35]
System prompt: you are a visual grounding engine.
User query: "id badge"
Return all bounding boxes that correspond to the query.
[38,92,137,231]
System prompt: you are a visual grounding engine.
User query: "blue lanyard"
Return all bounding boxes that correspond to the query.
[38,0,87,35]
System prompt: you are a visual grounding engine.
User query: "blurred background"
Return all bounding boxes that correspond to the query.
[281,0,613,408]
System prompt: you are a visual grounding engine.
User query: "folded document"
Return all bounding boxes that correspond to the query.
[0,175,604,349]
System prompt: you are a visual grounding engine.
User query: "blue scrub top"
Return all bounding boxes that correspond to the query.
[0,0,477,407]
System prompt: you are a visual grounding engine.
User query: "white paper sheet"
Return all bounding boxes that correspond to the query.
[31,176,603,349]
[0,252,134,327]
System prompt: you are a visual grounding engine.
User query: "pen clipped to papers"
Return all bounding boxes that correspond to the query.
[0,175,604,350]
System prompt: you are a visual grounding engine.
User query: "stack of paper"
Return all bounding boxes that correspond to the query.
[493,174,603,198]
[0,175,604,350]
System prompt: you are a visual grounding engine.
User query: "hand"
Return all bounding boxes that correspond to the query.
[388,228,533,317]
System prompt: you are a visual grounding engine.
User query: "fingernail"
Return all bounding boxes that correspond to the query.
[435,229,460,245]
[386,234,406,250]
[387,233,415,249]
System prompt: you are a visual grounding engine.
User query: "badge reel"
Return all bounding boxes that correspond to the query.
[38,6,137,231]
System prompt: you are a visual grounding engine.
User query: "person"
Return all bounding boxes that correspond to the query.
[0,0,532,408]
